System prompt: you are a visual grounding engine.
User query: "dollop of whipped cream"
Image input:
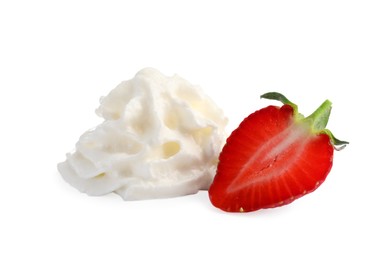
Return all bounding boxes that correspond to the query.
[58,68,227,200]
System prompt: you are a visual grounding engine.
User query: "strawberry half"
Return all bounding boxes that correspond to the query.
[208,92,348,212]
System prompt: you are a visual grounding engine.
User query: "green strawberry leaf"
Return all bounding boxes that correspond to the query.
[261,92,298,113]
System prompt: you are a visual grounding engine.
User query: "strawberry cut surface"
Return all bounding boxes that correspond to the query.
[208,93,347,212]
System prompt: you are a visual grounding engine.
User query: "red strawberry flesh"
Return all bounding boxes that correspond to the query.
[209,93,347,212]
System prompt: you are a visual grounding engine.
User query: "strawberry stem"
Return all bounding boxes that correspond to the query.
[260,92,349,150]
[305,99,332,132]
[303,99,349,148]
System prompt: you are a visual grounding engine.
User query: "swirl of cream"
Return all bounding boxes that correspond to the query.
[58,68,227,200]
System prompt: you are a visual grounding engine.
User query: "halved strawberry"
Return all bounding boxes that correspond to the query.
[208,92,348,212]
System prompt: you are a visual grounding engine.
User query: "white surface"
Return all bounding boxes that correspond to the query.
[1,1,389,259]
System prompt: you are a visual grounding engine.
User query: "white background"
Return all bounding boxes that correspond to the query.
[1,0,389,259]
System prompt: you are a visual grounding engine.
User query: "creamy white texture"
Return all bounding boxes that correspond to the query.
[58,68,227,200]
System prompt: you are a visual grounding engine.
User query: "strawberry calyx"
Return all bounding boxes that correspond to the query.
[260,92,348,150]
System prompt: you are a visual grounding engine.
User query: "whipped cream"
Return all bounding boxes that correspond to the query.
[58,68,227,200]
